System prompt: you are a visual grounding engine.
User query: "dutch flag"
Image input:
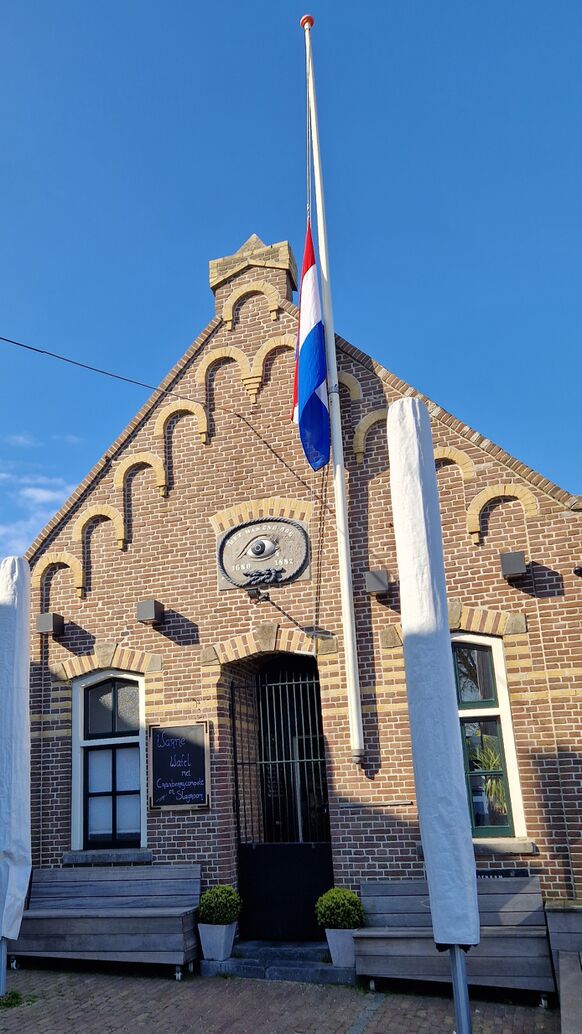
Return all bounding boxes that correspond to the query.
[292,220,330,470]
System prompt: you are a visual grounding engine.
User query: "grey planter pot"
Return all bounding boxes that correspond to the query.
[198,921,237,961]
[325,928,356,968]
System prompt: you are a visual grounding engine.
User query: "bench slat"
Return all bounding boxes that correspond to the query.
[356,955,553,978]
[31,880,200,897]
[16,916,191,935]
[360,877,541,897]
[23,907,195,919]
[10,950,191,964]
[364,910,544,928]
[356,956,555,991]
[33,865,201,882]
[354,934,550,958]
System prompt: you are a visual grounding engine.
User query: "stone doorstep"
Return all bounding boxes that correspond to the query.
[200,940,354,985]
[199,956,356,986]
[233,939,329,962]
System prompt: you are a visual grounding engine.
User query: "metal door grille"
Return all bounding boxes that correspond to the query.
[232,661,330,845]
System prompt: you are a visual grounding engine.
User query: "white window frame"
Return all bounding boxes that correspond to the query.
[71,668,147,851]
[452,633,527,840]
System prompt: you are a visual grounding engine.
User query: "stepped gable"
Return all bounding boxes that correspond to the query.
[26,232,580,565]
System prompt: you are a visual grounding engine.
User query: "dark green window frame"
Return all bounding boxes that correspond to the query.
[452,641,514,838]
[453,642,497,710]
[460,716,514,837]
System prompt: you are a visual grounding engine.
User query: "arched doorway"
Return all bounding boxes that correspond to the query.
[230,653,333,940]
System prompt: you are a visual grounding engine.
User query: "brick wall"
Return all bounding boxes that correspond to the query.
[27,235,582,901]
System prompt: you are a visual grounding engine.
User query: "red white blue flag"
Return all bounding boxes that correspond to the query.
[292,220,330,470]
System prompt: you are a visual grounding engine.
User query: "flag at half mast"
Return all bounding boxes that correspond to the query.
[292,219,330,470]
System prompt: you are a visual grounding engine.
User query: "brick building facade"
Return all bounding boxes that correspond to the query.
[26,234,582,938]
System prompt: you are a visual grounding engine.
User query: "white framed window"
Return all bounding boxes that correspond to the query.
[71,669,147,851]
[452,634,526,839]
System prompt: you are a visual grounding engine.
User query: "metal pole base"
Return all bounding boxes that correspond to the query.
[449,945,472,1034]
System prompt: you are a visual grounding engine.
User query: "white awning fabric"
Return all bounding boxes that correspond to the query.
[387,399,480,947]
[0,556,31,941]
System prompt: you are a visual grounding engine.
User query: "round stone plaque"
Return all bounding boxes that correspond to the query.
[217,518,309,589]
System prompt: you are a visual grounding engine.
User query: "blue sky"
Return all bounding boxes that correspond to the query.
[1,1,581,555]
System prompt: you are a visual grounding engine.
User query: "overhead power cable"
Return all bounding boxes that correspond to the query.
[0,334,195,405]
[0,331,331,502]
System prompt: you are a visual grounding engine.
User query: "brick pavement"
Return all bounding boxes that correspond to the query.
[0,968,560,1034]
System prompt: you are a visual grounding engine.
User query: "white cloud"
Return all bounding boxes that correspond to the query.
[18,475,69,487]
[0,514,52,556]
[0,480,75,556]
[19,485,75,507]
[51,434,84,445]
[3,433,41,448]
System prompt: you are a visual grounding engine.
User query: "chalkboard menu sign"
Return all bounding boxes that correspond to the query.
[149,723,210,809]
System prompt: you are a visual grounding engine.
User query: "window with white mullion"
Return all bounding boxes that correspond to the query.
[452,635,526,840]
[71,670,146,852]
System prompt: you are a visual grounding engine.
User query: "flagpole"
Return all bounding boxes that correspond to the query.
[301,15,365,765]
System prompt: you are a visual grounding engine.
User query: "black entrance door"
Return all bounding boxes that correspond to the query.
[231,656,333,941]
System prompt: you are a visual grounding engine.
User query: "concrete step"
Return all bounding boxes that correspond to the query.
[200,958,266,980]
[233,940,329,963]
[200,956,355,986]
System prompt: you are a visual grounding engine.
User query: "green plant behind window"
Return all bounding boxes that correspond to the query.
[470,745,507,815]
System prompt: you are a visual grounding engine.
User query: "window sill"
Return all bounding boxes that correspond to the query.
[416,838,537,860]
[63,849,153,866]
[472,838,537,857]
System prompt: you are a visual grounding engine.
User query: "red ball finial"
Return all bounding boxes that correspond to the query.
[300,14,314,29]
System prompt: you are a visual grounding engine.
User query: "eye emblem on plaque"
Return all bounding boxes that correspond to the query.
[217,518,310,590]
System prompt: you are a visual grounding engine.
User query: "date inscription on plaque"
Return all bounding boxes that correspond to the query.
[217,518,309,590]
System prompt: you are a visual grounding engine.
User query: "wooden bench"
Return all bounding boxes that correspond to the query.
[8,864,201,980]
[354,876,555,994]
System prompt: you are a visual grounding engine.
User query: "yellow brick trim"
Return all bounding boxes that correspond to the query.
[153,399,208,446]
[31,551,84,598]
[222,280,280,330]
[433,446,476,482]
[208,496,314,534]
[59,646,162,680]
[31,728,70,740]
[194,345,253,398]
[113,451,168,498]
[338,371,363,401]
[206,625,315,664]
[379,606,526,644]
[353,408,389,464]
[467,482,540,543]
[247,334,296,403]
[72,504,126,550]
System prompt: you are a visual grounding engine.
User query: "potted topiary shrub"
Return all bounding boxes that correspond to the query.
[315,888,364,968]
[198,885,242,962]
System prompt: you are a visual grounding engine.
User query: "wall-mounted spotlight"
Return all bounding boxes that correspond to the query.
[245,587,270,604]
[36,612,64,637]
[364,570,391,595]
[499,551,527,580]
[136,599,165,626]
[574,567,582,578]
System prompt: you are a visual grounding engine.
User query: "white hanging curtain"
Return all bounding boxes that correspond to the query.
[387,398,480,947]
[0,556,31,942]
